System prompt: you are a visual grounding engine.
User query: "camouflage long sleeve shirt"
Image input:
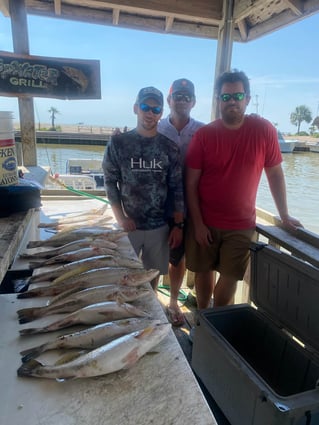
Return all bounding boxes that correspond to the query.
[102,129,184,230]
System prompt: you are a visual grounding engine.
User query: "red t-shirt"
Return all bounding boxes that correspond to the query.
[186,115,282,229]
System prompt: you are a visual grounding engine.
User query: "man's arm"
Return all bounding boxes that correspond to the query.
[265,164,303,230]
[186,167,212,246]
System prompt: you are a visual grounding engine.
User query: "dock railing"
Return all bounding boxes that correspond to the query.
[163,207,319,305]
[235,208,319,303]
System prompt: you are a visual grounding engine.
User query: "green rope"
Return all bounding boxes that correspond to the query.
[157,284,188,302]
[64,185,110,204]
[49,175,110,204]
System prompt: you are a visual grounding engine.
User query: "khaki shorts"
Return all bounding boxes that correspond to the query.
[185,221,256,280]
[128,225,169,275]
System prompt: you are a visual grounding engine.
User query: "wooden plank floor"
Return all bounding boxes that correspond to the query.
[156,280,231,425]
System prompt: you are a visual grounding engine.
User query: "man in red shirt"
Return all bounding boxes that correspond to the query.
[185,70,302,309]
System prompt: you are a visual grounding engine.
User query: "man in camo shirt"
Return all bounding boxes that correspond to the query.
[102,86,184,290]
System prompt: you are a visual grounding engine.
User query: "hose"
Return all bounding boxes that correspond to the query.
[48,175,110,204]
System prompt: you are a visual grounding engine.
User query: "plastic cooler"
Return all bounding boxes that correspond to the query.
[191,242,319,425]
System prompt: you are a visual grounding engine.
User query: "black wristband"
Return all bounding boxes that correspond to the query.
[173,221,185,229]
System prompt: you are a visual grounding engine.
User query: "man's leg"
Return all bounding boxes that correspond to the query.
[168,258,185,306]
[213,275,237,307]
[166,258,185,326]
[194,271,215,310]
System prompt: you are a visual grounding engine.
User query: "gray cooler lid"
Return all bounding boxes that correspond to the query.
[250,243,319,353]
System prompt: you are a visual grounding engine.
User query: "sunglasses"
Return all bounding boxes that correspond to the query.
[172,93,193,103]
[219,92,246,102]
[139,103,162,114]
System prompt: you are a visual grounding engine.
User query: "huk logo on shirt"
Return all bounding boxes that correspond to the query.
[130,157,163,171]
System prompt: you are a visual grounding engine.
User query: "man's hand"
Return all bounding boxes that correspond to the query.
[281,214,303,231]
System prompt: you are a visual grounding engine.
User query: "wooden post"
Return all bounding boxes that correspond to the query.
[9,0,37,166]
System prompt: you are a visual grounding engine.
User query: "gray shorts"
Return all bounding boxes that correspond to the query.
[128,225,170,275]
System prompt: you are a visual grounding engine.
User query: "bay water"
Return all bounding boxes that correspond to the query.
[37,143,319,234]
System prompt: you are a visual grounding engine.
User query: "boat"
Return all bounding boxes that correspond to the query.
[278,131,297,153]
[46,158,105,191]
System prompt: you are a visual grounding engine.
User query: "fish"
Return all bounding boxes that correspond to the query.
[19,318,161,362]
[29,246,118,269]
[17,323,171,380]
[38,206,111,228]
[20,237,119,260]
[62,66,88,92]
[19,301,150,335]
[26,227,126,248]
[29,254,143,283]
[17,285,151,323]
[17,268,159,298]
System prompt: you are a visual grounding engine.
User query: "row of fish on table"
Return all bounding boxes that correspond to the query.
[15,205,171,381]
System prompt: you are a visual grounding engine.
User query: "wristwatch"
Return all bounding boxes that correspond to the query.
[173,221,185,229]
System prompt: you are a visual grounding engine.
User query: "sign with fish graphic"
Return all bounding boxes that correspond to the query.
[0,51,101,99]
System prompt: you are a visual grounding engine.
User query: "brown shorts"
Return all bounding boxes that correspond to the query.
[185,221,256,280]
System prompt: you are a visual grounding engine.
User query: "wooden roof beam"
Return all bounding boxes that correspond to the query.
[283,0,303,17]
[237,18,248,41]
[54,0,61,15]
[113,8,120,25]
[0,0,10,17]
[165,16,174,32]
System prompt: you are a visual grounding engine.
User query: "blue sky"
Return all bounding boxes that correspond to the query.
[0,12,318,133]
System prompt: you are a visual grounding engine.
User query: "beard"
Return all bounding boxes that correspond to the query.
[221,107,245,126]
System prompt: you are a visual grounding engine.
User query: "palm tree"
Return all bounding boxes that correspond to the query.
[48,106,60,130]
[290,105,312,134]
[312,116,319,131]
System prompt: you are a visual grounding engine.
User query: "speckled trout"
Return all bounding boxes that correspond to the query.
[17,285,151,323]
[17,268,159,298]
[20,318,161,362]
[29,254,143,283]
[26,227,126,248]
[19,301,150,335]
[20,238,118,260]
[29,246,118,269]
[17,323,171,380]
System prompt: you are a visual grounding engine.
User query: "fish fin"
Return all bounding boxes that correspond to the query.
[123,347,140,368]
[135,326,154,339]
[17,359,43,377]
[20,343,47,363]
[17,307,43,324]
[54,351,85,365]
[55,376,77,382]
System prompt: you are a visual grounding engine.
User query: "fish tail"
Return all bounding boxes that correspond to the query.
[17,359,42,377]
[17,307,44,324]
[19,327,44,336]
[28,260,45,269]
[20,343,47,363]
[17,289,39,299]
[26,241,42,248]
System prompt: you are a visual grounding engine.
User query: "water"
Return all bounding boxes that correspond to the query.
[37,144,319,234]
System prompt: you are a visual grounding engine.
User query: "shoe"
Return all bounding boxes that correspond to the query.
[165,306,185,327]
[186,291,197,307]
[189,326,196,344]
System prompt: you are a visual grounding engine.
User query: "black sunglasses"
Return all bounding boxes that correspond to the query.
[172,93,192,103]
[139,103,162,114]
[219,92,246,102]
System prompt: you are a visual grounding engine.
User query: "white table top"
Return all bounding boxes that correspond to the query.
[0,198,217,425]
[0,291,217,425]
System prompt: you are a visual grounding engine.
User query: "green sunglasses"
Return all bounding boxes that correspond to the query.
[219,92,246,102]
